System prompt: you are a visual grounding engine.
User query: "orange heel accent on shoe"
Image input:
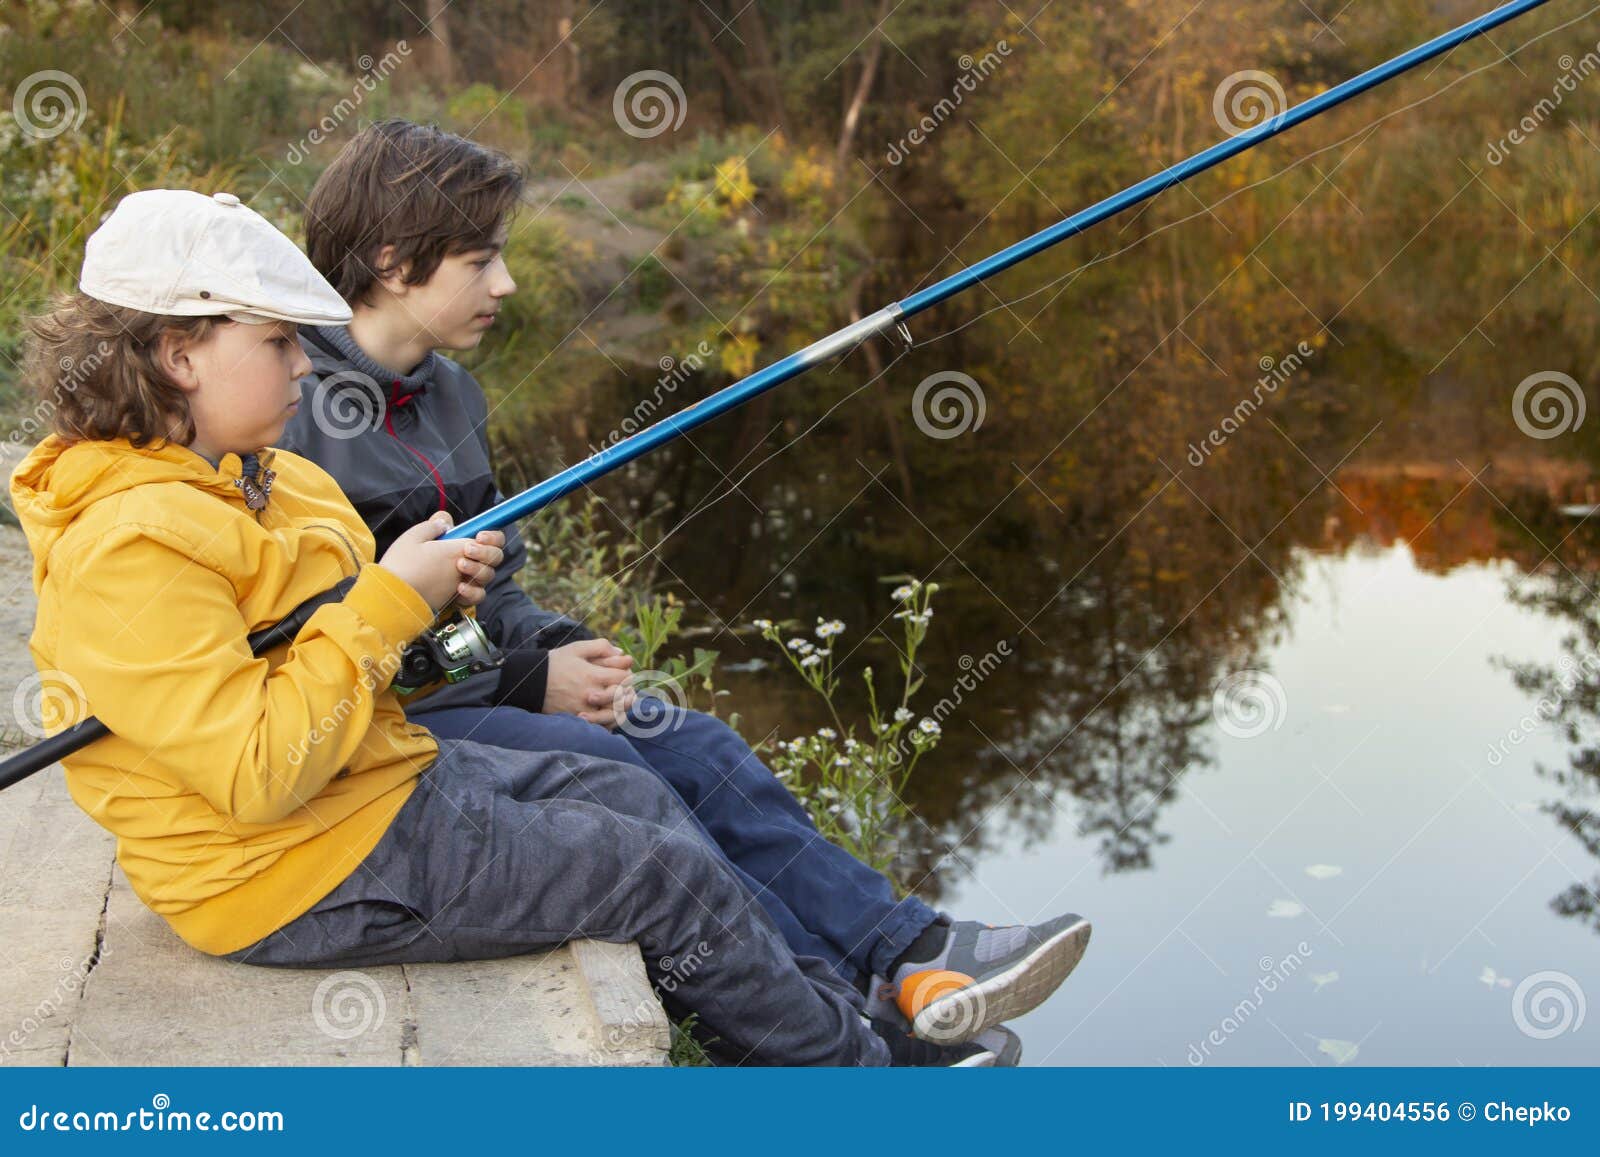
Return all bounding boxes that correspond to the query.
[894,969,975,1021]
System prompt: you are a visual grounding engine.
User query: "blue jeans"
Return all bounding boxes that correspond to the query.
[406,702,940,985]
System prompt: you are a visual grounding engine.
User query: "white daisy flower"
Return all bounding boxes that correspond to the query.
[894,707,914,723]
[817,727,838,740]
[917,718,941,735]
[800,653,823,668]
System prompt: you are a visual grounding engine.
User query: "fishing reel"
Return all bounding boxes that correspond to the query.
[392,611,505,697]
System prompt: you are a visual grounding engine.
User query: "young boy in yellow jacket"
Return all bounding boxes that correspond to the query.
[9,188,1001,1065]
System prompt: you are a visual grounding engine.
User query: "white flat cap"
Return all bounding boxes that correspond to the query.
[80,189,353,326]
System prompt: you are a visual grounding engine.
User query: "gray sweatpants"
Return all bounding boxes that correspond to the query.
[223,738,890,1066]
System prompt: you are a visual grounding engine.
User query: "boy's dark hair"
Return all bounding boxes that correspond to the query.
[304,119,526,305]
[23,294,212,448]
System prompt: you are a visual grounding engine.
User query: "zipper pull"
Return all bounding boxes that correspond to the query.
[234,463,276,511]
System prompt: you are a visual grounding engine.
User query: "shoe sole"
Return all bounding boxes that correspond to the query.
[950,1049,998,1067]
[912,918,1092,1044]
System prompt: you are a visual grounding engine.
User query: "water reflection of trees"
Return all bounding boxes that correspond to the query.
[1499,523,1600,938]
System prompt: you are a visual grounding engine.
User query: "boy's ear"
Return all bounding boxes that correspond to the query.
[155,329,202,394]
[371,243,412,296]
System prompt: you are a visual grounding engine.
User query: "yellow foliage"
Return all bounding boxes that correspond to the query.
[781,148,837,205]
[714,156,758,214]
[721,333,760,379]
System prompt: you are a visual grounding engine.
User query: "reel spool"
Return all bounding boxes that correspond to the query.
[393,612,505,696]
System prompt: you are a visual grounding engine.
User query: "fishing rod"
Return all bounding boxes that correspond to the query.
[0,0,1562,791]
[444,0,1558,540]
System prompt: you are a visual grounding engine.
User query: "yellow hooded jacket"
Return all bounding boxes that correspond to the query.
[9,435,440,955]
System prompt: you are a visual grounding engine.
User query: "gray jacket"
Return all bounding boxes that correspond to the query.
[278,324,592,713]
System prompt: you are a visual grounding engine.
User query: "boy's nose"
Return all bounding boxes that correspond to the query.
[290,345,313,378]
[490,256,516,298]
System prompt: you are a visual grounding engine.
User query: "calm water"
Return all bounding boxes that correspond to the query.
[936,540,1600,1066]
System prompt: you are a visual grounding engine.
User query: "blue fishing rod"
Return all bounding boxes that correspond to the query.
[446,0,1557,540]
[0,0,1562,790]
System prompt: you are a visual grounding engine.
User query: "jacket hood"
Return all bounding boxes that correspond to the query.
[8,435,273,590]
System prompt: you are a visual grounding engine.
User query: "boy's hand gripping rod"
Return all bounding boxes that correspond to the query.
[0,0,1559,792]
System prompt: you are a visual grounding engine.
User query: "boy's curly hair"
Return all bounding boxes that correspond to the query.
[304,119,526,305]
[22,293,213,447]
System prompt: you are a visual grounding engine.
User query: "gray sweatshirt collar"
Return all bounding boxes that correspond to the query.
[305,324,438,395]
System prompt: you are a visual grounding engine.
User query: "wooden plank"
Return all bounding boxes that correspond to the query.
[0,768,112,1068]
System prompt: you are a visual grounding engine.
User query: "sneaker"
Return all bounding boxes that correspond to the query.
[970,1023,1023,1067]
[866,1016,1000,1067]
[890,912,1092,1043]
